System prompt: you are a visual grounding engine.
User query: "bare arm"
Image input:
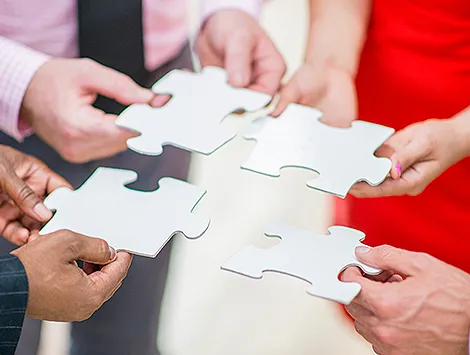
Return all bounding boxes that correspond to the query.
[274,0,371,122]
[306,0,371,76]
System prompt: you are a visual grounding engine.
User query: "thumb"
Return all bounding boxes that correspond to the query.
[224,35,256,88]
[88,252,132,301]
[355,245,421,278]
[390,139,429,179]
[61,232,116,265]
[272,83,302,117]
[0,167,52,222]
[84,60,154,106]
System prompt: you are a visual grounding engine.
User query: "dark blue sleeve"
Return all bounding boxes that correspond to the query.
[0,255,28,355]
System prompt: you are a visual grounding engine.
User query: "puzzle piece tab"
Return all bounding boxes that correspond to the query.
[116,66,271,156]
[40,167,210,258]
[241,104,395,198]
[222,222,381,305]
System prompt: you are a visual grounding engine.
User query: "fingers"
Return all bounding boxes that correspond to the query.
[391,138,430,176]
[0,165,52,223]
[0,201,28,245]
[63,232,116,265]
[350,177,412,198]
[355,245,423,278]
[83,59,154,106]
[224,34,256,88]
[346,301,375,320]
[248,40,286,96]
[272,82,302,117]
[88,252,132,301]
[341,267,384,313]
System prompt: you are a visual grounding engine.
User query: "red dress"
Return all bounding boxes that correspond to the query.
[335,0,470,273]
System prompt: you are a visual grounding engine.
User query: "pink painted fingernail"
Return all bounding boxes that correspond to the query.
[396,163,402,177]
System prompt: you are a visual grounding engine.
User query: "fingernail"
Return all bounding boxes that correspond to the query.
[109,246,117,261]
[396,163,402,177]
[33,203,52,221]
[355,246,371,255]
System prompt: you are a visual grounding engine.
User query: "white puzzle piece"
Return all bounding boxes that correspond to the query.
[40,167,210,258]
[222,222,381,305]
[241,104,395,198]
[115,66,271,156]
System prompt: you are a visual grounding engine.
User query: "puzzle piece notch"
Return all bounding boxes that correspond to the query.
[41,167,210,258]
[116,66,271,156]
[241,103,395,198]
[221,222,381,305]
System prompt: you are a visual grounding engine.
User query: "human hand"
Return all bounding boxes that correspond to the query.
[342,245,470,355]
[20,58,156,163]
[0,145,69,245]
[273,62,357,127]
[196,9,286,96]
[11,230,132,322]
[350,117,470,197]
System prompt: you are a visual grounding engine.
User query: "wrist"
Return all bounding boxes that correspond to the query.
[449,108,470,159]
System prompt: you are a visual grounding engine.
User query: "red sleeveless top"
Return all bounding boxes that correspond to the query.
[335,0,470,272]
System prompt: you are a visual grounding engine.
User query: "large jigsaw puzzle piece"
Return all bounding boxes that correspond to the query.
[40,167,210,258]
[222,222,381,305]
[116,66,271,156]
[242,104,395,198]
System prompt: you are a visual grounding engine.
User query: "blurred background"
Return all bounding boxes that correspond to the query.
[39,1,374,354]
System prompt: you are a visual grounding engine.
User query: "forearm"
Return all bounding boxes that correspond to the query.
[306,0,371,76]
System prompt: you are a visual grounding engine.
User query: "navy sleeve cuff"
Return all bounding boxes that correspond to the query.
[0,255,29,355]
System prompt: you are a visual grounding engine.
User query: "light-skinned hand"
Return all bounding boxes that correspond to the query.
[196,9,286,96]
[351,115,470,197]
[342,245,470,355]
[20,58,156,163]
[273,62,357,128]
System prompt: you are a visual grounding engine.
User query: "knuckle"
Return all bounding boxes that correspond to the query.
[377,245,396,262]
[413,252,431,270]
[78,58,97,71]
[95,238,110,257]
[374,326,398,345]
[67,237,83,257]
[17,185,36,203]
[374,295,396,318]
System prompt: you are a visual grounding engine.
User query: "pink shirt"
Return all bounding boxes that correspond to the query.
[0,0,262,141]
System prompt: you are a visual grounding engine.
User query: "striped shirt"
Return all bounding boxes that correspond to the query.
[0,0,262,140]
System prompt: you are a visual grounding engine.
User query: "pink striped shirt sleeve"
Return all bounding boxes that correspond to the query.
[201,0,264,21]
[0,37,49,141]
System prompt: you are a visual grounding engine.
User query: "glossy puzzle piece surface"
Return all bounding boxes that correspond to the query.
[222,222,381,305]
[116,66,271,156]
[40,167,210,258]
[242,104,395,198]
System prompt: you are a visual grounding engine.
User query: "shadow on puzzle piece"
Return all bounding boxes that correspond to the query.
[241,104,395,198]
[221,222,381,305]
[115,66,271,156]
[40,167,210,258]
